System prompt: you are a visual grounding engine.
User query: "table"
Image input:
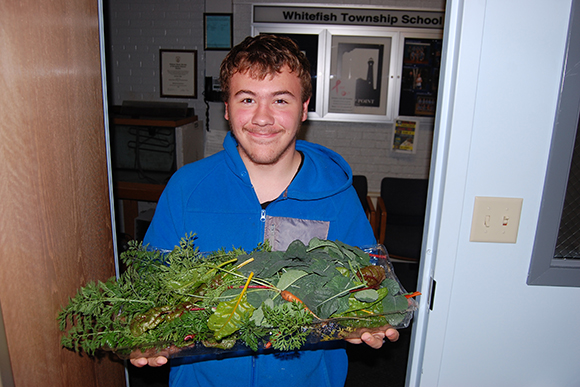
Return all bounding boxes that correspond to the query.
[114,181,166,239]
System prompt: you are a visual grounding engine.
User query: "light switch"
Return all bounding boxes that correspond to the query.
[469,196,523,243]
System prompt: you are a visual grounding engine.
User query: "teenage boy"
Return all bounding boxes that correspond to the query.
[131,34,399,387]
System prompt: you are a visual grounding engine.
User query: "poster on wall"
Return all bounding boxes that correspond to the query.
[399,38,442,117]
[391,118,418,153]
[328,35,391,116]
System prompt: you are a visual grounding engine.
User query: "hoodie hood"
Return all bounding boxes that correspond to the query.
[222,131,353,202]
[291,139,353,200]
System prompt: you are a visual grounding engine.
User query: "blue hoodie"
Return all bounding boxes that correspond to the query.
[144,131,376,387]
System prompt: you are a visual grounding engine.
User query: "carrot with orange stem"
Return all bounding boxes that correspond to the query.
[280,290,321,320]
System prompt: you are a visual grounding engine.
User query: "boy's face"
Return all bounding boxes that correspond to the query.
[224,66,310,167]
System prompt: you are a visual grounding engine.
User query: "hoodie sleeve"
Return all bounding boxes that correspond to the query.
[142,168,190,251]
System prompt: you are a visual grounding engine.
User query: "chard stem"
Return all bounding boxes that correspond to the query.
[316,284,365,307]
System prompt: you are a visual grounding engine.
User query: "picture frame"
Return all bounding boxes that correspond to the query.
[327,34,392,119]
[252,26,327,120]
[398,37,442,117]
[159,49,197,98]
[260,32,320,113]
[204,13,233,50]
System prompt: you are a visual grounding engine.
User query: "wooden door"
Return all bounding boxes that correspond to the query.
[0,0,126,385]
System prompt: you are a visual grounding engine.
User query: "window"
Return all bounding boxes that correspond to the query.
[528,0,580,287]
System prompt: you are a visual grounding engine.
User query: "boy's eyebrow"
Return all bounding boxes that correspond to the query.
[233,89,297,98]
[233,89,255,97]
[273,90,296,98]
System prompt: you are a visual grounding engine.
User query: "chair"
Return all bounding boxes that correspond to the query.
[352,175,378,239]
[377,177,428,262]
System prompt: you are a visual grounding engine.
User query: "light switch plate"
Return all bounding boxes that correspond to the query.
[470,196,523,243]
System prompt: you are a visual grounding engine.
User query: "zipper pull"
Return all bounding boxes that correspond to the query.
[260,209,266,222]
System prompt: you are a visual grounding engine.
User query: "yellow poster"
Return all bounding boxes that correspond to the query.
[392,119,418,153]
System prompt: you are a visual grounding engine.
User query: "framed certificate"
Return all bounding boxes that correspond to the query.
[204,13,233,50]
[159,49,197,98]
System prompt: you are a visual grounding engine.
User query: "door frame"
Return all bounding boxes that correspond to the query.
[405,0,487,385]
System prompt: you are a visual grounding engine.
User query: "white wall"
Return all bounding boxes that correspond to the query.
[412,0,580,386]
[106,0,444,193]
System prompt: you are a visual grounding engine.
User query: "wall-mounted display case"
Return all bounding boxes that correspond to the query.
[252,5,443,123]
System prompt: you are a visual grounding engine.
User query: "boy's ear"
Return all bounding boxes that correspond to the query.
[301,98,310,122]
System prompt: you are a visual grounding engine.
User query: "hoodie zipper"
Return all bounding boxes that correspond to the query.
[259,209,267,245]
[251,355,257,386]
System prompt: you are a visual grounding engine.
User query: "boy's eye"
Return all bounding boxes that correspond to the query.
[241,98,254,104]
[274,99,288,104]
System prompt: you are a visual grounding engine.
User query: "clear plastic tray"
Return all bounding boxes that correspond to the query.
[59,239,419,360]
[114,245,419,359]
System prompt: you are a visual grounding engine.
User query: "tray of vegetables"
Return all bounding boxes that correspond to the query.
[58,235,419,359]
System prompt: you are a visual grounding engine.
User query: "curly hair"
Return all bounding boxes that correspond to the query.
[220,34,312,103]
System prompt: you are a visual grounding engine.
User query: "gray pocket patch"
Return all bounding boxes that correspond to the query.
[264,216,330,251]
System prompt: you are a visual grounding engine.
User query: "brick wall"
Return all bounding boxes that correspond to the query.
[106,0,207,115]
[300,120,433,195]
[106,0,442,193]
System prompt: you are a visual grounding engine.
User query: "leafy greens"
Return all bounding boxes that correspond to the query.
[58,235,417,358]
